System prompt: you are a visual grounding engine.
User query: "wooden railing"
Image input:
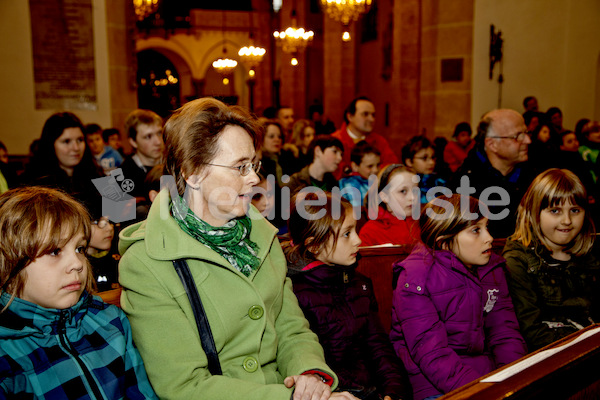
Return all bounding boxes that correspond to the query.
[356,244,413,332]
[441,324,600,399]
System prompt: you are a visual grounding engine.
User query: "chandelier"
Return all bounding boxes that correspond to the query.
[213,58,238,76]
[273,27,314,54]
[321,0,373,40]
[213,46,237,85]
[238,46,266,76]
[132,0,159,21]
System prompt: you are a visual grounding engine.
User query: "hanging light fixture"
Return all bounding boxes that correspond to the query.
[238,46,266,77]
[320,0,373,41]
[273,9,314,65]
[213,48,238,85]
[132,0,159,21]
[213,11,237,85]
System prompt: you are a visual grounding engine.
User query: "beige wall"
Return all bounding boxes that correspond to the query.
[473,0,600,129]
[0,0,113,155]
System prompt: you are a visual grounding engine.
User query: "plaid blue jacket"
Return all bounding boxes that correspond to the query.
[0,292,157,399]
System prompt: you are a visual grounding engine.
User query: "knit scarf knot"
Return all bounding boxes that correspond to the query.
[172,196,260,277]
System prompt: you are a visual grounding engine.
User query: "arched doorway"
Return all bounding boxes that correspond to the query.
[137,50,181,118]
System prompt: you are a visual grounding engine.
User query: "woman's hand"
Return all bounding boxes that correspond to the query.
[284,374,330,400]
[284,374,360,400]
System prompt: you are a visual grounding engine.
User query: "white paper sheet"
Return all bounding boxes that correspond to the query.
[481,326,600,383]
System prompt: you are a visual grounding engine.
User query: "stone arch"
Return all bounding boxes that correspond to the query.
[136,38,196,102]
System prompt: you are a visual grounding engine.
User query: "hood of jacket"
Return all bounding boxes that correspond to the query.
[119,188,278,269]
[0,291,91,339]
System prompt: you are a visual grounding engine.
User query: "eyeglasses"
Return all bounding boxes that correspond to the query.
[92,217,110,229]
[204,160,262,177]
[487,131,531,142]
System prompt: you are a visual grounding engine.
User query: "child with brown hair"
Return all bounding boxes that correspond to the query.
[390,194,526,400]
[0,187,156,399]
[284,192,410,400]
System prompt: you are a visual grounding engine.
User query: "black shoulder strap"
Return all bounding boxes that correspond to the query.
[173,259,222,375]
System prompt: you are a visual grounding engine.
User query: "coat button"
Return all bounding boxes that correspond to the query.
[404,283,409,288]
[248,305,264,320]
[417,286,422,291]
[243,356,258,372]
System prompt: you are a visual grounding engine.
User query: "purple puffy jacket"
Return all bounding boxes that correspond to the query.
[390,245,527,400]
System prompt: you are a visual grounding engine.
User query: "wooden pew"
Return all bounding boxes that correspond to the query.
[96,287,122,307]
[357,244,413,332]
[441,323,600,399]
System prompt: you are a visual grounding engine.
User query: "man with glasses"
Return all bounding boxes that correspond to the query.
[452,109,535,238]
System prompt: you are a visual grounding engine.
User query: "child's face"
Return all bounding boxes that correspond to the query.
[560,133,579,152]
[317,146,343,173]
[409,147,436,175]
[353,152,380,179]
[540,200,585,253]
[450,218,493,269]
[107,134,122,150]
[316,211,361,266]
[86,133,105,156]
[380,171,418,219]
[588,130,600,144]
[89,217,114,252]
[456,131,471,147]
[550,112,563,128]
[21,232,88,309]
[263,125,282,154]
[302,126,315,149]
[537,126,551,143]
[251,179,274,216]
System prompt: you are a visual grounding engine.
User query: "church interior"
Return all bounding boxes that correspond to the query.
[1,0,599,157]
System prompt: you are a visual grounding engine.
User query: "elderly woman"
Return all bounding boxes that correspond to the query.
[118,98,355,400]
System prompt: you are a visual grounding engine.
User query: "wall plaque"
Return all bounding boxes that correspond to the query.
[29,0,97,110]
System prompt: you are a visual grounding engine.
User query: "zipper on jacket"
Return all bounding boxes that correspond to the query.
[58,311,105,400]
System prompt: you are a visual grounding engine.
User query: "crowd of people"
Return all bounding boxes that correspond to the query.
[0,95,599,400]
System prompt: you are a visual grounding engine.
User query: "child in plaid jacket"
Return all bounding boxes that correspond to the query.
[0,187,156,399]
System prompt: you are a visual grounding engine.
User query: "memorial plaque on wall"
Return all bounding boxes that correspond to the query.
[29,0,97,110]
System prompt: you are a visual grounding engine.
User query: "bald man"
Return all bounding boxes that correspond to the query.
[452,109,535,238]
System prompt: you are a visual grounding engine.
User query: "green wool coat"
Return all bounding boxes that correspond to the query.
[118,189,337,400]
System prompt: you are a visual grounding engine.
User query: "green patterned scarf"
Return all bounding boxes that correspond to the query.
[171,196,260,277]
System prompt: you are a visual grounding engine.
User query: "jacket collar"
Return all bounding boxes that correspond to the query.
[0,292,90,337]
